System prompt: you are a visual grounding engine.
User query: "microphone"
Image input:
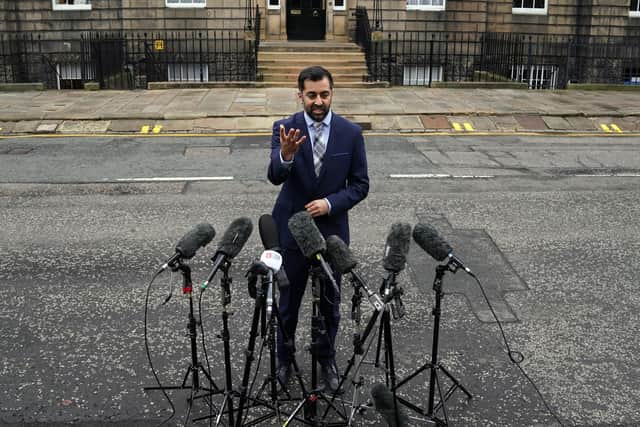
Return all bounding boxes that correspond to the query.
[370,383,409,427]
[381,223,411,319]
[326,235,383,311]
[201,217,253,290]
[258,214,289,288]
[382,222,412,273]
[412,223,473,275]
[287,211,339,294]
[160,223,216,272]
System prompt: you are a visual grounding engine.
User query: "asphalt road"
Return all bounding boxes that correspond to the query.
[1,134,639,426]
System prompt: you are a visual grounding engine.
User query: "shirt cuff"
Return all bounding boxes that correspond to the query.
[280,151,293,167]
[324,197,332,214]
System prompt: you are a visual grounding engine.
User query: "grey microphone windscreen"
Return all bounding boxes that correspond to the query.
[382,222,412,272]
[370,383,409,427]
[258,214,280,251]
[326,235,357,274]
[217,217,253,258]
[412,223,452,262]
[175,223,216,259]
[288,211,326,259]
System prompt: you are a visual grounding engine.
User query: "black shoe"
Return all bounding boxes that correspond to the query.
[277,363,292,386]
[320,363,342,394]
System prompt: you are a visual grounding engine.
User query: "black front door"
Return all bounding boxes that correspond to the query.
[287,0,326,40]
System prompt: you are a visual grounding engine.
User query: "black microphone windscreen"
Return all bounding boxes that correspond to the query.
[218,217,253,258]
[175,223,216,259]
[382,222,412,272]
[326,235,357,274]
[370,383,409,427]
[412,223,452,262]
[258,214,280,250]
[288,211,326,259]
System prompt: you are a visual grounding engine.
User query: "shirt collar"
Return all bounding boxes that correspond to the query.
[304,110,332,129]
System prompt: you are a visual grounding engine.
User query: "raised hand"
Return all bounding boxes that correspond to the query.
[280,124,307,161]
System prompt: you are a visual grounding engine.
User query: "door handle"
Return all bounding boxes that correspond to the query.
[312,10,319,17]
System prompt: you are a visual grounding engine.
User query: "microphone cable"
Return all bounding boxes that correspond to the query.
[469,272,566,427]
[143,268,176,426]
[198,287,220,423]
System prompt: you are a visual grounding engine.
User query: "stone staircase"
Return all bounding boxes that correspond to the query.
[257,41,387,88]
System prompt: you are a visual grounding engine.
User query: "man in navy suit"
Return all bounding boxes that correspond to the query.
[267,66,369,392]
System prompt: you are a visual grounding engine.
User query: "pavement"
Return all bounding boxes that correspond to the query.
[0,87,640,135]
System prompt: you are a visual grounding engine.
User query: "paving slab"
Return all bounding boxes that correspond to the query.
[58,120,111,133]
[13,120,41,133]
[108,120,155,132]
[514,114,549,131]
[192,117,238,132]
[543,116,573,130]
[153,119,195,132]
[236,116,275,131]
[566,116,597,131]
[0,121,16,134]
[491,115,519,131]
[421,115,451,129]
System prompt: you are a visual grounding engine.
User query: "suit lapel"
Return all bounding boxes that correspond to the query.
[296,112,316,181]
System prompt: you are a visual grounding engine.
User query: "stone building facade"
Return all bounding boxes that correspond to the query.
[1,1,639,40]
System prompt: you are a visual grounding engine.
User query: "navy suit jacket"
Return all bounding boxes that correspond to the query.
[268,111,369,250]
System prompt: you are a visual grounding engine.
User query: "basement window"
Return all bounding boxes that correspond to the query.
[268,0,280,10]
[168,63,209,82]
[334,0,346,11]
[407,0,445,12]
[512,0,547,15]
[403,65,443,85]
[631,0,640,17]
[166,0,206,8]
[52,0,91,11]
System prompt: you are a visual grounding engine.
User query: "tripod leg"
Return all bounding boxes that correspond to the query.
[235,295,264,427]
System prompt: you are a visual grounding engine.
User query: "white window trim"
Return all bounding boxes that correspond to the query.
[512,1,548,15]
[267,0,281,10]
[52,0,91,11]
[630,11,640,18]
[334,0,346,11]
[166,0,206,8]
[407,1,445,12]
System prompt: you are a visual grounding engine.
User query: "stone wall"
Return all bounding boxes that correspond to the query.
[349,0,640,38]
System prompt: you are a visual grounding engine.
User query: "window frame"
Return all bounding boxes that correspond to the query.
[406,0,446,12]
[52,0,92,11]
[631,0,640,17]
[512,0,548,16]
[267,0,280,10]
[166,0,207,9]
[334,0,346,11]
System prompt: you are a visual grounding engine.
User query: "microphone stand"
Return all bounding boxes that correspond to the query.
[285,264,348,426]
[392,263,473,426]
[192,260,238,426]
[144,260,221,413]
[322,270,404,426]
[235,266,314,427]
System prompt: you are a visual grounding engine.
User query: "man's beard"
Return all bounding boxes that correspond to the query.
[307,104,329,122]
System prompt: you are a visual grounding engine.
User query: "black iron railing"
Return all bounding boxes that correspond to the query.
[1,30,259,89]
[353,8,640,89]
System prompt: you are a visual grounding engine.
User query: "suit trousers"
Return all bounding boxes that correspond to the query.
[276,247,341,367]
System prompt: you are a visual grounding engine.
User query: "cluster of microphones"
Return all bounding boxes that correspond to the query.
[157,211,471,426]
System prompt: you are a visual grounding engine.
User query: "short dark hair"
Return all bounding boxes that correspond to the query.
[297,66,334,92]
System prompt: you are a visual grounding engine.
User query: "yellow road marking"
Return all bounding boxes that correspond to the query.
[464,122,475,132]
[610,124,622,133]
[152,125,163,134]
[141,125,150,134]
[452,122,463,131]
[600,124,611,132]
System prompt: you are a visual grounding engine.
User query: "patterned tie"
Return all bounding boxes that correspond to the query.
[312,121,325,177]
